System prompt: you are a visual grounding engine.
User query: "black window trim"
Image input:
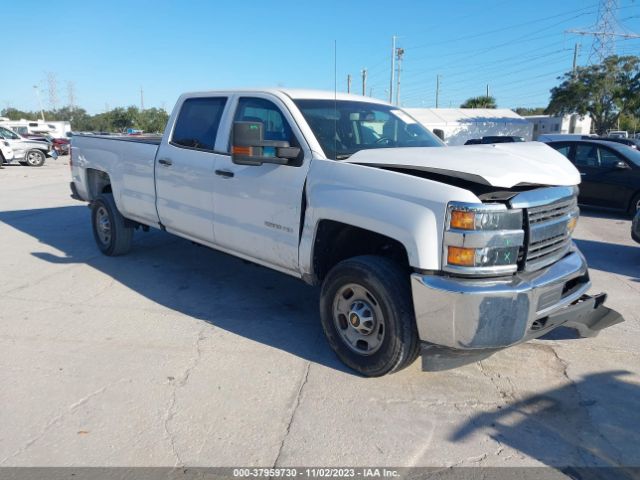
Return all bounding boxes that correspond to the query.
[169,96,229,155]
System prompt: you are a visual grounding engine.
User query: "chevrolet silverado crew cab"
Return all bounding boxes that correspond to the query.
[70,89,623,376]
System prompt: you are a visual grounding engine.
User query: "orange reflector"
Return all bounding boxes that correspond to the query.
[567,216,578,233]
[450,210,476,230]
[232,146,252,156]
[447,247,476,266]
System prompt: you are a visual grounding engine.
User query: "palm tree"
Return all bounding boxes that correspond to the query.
[460,96,497,108]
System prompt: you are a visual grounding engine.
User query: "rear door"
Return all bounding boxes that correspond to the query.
[211,94,311,272]
[155,96,229,245]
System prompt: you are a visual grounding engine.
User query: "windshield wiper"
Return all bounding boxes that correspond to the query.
[335,154,352,160]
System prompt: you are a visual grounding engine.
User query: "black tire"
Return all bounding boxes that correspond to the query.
[628,192,640,217]
[91,193,133,256]
[25,149,46,167]
[319,255,419,377]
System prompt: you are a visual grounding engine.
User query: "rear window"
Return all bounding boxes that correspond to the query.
[171,97,227,151]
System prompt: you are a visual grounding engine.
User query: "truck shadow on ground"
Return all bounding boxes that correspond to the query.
[0,205,352,374]
[451,370,640,477]
[574,239,640,281]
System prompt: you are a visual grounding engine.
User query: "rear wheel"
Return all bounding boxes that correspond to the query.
[91,193,133,256]
[319,255,419,377]
[25,149,45,167]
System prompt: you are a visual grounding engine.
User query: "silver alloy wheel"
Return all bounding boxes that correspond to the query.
[636,198,640,213]
[332,283,385,355]
[26,150,44,166]
[95,206,112,246]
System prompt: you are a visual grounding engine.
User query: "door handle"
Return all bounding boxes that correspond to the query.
[158,158,172,166]
[215,169,234,178]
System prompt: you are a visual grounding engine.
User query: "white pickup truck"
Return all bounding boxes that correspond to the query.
[70,89,623,376]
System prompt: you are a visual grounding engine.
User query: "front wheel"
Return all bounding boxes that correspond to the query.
[25,149,46,167]
[91,193,133,256]
[319,255,419,377]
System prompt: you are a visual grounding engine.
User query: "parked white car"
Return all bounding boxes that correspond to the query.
[70,89,623,376]
[0,139,14,165]
[0,126,57,166]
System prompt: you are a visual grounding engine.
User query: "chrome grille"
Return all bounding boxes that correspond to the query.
[525,196,578,271]
[508,186,579,273]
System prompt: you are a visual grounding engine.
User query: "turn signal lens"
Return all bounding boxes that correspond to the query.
[447,247,476,266]
[232,146,252,156]
[450,210,476,230]
[567,216,578,234]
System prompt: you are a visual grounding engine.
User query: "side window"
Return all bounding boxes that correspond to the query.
[575,144,599,167]
[552,144,571,159]
[171,97,227,151]
[233,97,297,146]
[597,147,622,168]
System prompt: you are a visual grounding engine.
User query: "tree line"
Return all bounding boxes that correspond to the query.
[0,105,169,134]
[460,55,640,135]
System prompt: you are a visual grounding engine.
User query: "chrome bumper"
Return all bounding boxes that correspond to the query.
[411,247,623,356]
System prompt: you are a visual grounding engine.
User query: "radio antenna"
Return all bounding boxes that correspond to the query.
[334,40,338,159]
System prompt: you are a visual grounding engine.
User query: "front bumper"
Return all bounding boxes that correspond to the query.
[411,248,623,369]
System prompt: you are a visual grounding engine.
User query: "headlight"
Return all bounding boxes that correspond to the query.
[443,202,524,276]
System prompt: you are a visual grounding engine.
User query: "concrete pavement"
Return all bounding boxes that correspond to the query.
[0,159,639,470]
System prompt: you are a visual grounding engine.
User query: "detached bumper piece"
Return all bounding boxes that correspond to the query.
[420,293,623,371]
[411,250,624,371]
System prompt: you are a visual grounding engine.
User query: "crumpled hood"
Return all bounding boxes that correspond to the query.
[345,142,580,188]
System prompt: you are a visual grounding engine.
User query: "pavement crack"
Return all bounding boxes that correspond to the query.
[162,326,207,467]
[273,361,311,467]
[0,380,125,465]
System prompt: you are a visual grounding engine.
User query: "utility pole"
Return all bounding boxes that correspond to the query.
[361,68,367,96]
[395,48,405,106]
[389,35,396,104]
[435,75,441,108]
[347,74,352,93]
[486,84,490,98]
[32,85,45,121]
[572,43,581,77]
[140,86,145,111]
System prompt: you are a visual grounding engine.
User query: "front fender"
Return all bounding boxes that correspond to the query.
[299,159,480,276]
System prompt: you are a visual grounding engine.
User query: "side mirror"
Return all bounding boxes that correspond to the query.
[432,128,445,141]
[231,121,300,166]
[614,160,630,170]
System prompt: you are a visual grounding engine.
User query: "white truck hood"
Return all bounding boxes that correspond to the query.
[345,142,580,189]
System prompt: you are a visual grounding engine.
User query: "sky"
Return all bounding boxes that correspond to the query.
[2,0,639,115]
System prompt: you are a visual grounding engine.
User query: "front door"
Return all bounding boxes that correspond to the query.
[211,95,311,272]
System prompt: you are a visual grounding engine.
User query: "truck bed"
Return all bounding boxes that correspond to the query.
[71,134,161,227]
[77,134,163,145]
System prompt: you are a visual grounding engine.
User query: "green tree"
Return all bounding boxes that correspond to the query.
[460,96,497,108]
[546,55,640,135]
[136,108,169,133]
[514,107,546,116]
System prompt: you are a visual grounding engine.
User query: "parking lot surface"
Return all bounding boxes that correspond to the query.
[1,160,639,469]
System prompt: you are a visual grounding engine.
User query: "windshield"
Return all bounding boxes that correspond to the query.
[293,99,443,159]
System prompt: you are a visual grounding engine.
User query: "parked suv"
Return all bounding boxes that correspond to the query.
[0,126,57,166]
[545,139,640,215]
